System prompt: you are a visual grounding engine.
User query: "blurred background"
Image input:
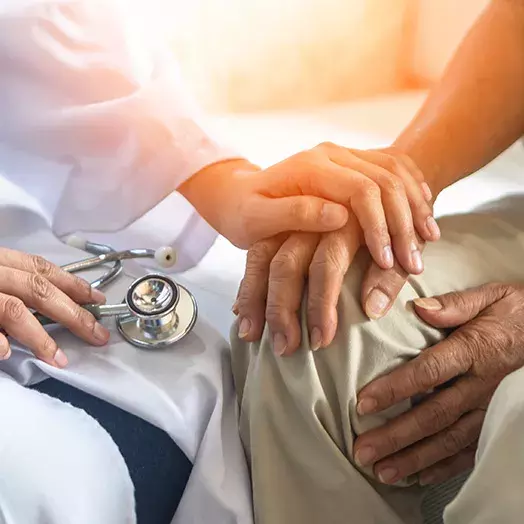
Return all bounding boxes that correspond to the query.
[164,0,489,113]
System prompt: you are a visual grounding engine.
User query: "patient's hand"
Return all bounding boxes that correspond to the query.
[354,283,524,485]
[234,208,425,355]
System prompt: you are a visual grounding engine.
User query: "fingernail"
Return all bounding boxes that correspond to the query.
[232,300,239,315]
[378,467,399,484]
[238,317,251,339]
[419,474,435,486]
[364,288,390,320]
[410,242,424,273]
[383,245,394,268]
[426,216,441,240]
[54,349,69,368]
[1,347,11,361]
[91,288,106,304]
[321,203,347,228]
[310,327,323,351]
[357,397,377,415]
[273,333,288,356]
[94,323,110,343]
[414,297,442,311]
[355,446,376,467]
[421,182,433,202]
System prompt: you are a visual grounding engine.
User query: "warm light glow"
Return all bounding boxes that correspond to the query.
[131,0,409,113]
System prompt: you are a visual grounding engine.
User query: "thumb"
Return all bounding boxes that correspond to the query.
[413,283,509,328]
[253,196,348,237]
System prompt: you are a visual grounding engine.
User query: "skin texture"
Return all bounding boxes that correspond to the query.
[237,0,524,483]
[0,248,109,368]
[179,143,433,269]
[355,283,524,486]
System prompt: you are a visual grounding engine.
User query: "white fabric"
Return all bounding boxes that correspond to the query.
[0,0,238,271]
[0,204,253,524]
[0,0,251,521]
[0,374,136,524]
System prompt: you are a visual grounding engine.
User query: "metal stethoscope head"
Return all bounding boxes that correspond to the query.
[85,274,197,349]
[36,237,198,349]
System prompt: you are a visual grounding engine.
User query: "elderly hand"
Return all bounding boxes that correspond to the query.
[234,210,426,354]
[354,282,524,486]
[181,144,439,275]
[0,249,109,368]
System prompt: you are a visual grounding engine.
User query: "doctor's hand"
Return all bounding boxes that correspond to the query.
[233,212,426,355]
[180,144,439,274]
[0,249,109,369]
[354,283,524,486]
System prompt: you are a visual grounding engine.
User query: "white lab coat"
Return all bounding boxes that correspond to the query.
[0,0,252,522]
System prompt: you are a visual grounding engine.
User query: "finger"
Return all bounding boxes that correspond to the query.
[307,216,361,349]
[249,195,348,239]
[236,236,287,341]
[355,377,486,465]
[418,445,477,485]
[361,237,425,320]
[394,153,434,202]
[0,292,68,367]
[413,283,511,328]
[331,148,423,274]
[265,233,320,356]
[0,248,106,305]
[371,409,484,484]
[0,332,11,360]
[352,149,440,242]
[0,267,109,346]
[356,331,480,415]
[259,153,392,268]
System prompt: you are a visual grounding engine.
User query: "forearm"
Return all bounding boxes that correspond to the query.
[394,0,524,196]
[178,158,260,228]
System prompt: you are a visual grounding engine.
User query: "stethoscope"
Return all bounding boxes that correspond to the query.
[36,236,198,349]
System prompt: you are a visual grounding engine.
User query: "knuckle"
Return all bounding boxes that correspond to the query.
[380,175,404,194]
[309,243,347,278]
[30,274,52,301]
[448,291,472,312]
[384,156,403,174]
[357,180,380,201]
[40,335,58,357]
[31,255,54,278]
[71,274,92,298]
[416,398,451,434]
[270,250,302,276]
[289,200,316,225]
[247,241,275,268]
[3,297,26,322]
[74,307,97,333]
[415,353,444,389]
[441,427,468,454]
[265,302,290,328]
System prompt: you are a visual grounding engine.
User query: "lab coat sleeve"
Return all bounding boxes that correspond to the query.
[0,0,238,268]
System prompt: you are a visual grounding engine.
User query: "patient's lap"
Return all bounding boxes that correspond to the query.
[231,195,524,453]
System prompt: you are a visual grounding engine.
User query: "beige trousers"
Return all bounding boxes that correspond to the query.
[231,196,524,524]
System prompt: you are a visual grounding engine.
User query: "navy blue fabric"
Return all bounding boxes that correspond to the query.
[31,378,192,524]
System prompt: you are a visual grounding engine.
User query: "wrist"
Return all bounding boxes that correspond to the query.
[178,158,260,222]
[392,138,447,202]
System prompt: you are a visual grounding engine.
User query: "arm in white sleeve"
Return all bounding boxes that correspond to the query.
[0,0,238,260]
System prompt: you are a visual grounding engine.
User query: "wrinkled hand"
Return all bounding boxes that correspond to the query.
[234,212,426,355]
[354,283,524,486]
[0,249,109,368]
[181,145,438,275]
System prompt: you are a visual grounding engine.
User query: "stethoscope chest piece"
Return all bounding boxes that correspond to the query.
[115,274,198,349]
